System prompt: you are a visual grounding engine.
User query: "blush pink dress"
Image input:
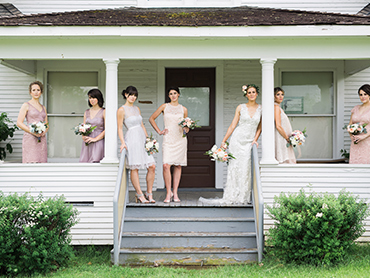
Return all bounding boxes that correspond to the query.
[349,105,370,164]
[162,103,187,166]
[275,104,296,164]
[79,108,105,163]
[22,102,47,163]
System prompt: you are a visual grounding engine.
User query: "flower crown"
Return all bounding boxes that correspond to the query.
[242,84,260,96]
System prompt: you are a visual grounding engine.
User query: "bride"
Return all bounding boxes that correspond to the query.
[200,84,262,204]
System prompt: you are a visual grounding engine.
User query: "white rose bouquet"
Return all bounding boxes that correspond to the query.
[29,121,48,142]
[74,123,97,145]
[205,142,235,165]
[145,134,159,155]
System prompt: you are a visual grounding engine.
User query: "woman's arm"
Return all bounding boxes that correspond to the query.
[221,105,241,148]
[85,109,106,144]
[252,120,262,147]
[274,105,289,141]
[117,107,127,152]
[17,103,32,134]
[182,106,189,134]
[137,107,149,137]
[149,104,167,135]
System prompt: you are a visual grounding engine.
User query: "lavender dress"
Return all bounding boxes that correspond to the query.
[22,102,47,163]
[349,105,370,164]
[79,108,105,163]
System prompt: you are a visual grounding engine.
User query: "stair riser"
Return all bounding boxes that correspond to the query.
[116,252,258,265]
[125,207,254,218]
[123,221,256,233]
[121,236,257,249]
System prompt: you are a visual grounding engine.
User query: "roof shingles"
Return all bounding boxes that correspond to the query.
[0,6,370,27]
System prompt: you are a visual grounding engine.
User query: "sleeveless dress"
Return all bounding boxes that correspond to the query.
[162,103,187,166]
[123,105,155,170]
[275,104,296,164]
[79,108,105,163]
[22,102,47,163]
[200,104,262,205]
[349,105,370,164]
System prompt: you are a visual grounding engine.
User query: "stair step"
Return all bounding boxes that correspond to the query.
[116,247,258,265]
[124,217,254,222]
[121,232,257,249]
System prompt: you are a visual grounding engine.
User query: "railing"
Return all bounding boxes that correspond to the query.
[113,150,129,265]
[251,144,264,263]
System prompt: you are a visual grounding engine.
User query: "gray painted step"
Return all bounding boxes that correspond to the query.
[121,232,257,249]
[117,247,258,265]
[123,217,255,233]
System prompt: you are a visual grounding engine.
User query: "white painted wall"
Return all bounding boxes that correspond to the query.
[261,164,370,241]
[3,0,367,14]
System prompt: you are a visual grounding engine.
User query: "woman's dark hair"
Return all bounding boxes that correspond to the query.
[358,84,370,96]
[274,87,285,96]
[167,87,180,95]
[29,81,44,93]
[122,86,138,99]
[87,88,104,108]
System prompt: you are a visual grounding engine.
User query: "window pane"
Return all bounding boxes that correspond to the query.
[179,87,210,126]
[289,116,333,159]
[47,72,98,114]
[282,72,334,114]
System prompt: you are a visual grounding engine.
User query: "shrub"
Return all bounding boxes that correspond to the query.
[0,192,79,276]
[266,189,369,265]
[0,112,19,161]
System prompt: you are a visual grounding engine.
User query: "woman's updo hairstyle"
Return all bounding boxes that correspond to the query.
[122,86,139,99]
[358,84,370,96]
[87,88,104,108]
[29,81,44,93]
[274,87,285,96]
[167,86,180,95]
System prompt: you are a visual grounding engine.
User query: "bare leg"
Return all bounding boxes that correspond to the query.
[130,169,147,203]
[145,164,156,202]
[172,165,182,201]
[163,163,172,202]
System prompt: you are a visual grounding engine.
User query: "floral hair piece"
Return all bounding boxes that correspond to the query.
[242,84,260,96]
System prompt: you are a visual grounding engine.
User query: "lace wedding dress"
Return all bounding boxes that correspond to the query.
[199,104,262,205]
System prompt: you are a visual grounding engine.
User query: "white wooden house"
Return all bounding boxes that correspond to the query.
[0,0,370,247]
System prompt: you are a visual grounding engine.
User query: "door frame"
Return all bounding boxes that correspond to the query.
[157,60,224,189]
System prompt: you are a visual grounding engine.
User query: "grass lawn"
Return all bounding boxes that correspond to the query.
[12,243,370,277]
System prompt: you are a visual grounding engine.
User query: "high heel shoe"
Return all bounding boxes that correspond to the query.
[163,192,173,203]
[145,192,156,203]
[135,193,149,204]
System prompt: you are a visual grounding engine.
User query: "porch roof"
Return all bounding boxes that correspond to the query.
[0,6,370,27]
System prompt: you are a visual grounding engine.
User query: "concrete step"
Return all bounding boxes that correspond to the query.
[123,217,256,233]
[116,247,258,266]
[121,232,257,249]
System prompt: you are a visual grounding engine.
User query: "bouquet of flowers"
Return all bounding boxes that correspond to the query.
[74,123,97,145]
[343,123,367,144]
[287,128,307,148]
[29,121,48,142]
[205,143,235,165]
[178,117,201,137]
[343,123,367,135]
[145,134,159,155]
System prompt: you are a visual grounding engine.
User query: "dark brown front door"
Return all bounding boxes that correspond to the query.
[165,68,216,188]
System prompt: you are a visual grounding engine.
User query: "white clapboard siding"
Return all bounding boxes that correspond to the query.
[118,60,159,188]
[343,67,370,152]
[0,163,119,245]
[0,64,35,162]
[6,0,368,14]
[261,164,370,241]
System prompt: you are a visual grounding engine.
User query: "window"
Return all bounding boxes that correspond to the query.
[282,72,334,159]
[47,72,99,162]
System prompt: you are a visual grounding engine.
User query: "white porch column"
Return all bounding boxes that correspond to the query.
[101,59,120,164]
[260,58,278,165]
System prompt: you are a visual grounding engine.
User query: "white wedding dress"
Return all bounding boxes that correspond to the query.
[199,104,262,205]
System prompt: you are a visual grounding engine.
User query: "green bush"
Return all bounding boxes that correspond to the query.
[0,112,19,161]
[266,189,369,265]
[0,192,79,276]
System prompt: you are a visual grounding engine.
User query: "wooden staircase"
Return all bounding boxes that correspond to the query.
[114,195,258,266]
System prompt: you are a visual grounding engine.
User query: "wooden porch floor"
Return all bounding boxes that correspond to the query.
[128,189,251,207]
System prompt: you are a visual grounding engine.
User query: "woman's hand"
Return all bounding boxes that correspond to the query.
[120,142,127,152]
[221,142,227,149]
[252,140,259,147]
[183,127,190,134]
[159,129,168,135]
[83,136,99,144]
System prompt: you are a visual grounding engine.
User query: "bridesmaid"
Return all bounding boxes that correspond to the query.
[274,87,296,164]
[117,86,156,203]
[348,84,370,164]
[17,81,48,163]
[149,87,189,203]
[79,88,105,163]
